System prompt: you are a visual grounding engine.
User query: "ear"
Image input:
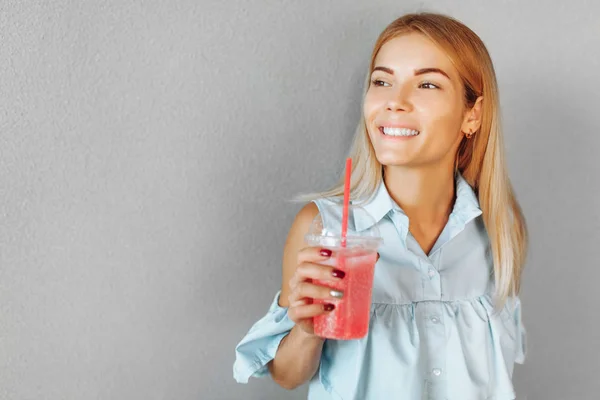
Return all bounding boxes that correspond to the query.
[460,96,483,136]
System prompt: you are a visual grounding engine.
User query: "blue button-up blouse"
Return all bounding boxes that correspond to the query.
[234,173,526,400]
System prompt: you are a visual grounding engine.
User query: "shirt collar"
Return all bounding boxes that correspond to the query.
[353,171,482,233]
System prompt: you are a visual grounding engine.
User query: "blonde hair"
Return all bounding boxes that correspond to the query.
[293,12,528,309]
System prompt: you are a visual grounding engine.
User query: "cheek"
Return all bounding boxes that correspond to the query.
[363,90,387,115]
[363,92,376,118]
[416,99,463,132]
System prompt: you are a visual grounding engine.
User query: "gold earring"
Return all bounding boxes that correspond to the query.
[465,130,474,139]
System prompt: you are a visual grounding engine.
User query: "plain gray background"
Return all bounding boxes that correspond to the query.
[1,0,599,399]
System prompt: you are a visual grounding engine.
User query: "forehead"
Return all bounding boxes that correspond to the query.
[373,33,458,79]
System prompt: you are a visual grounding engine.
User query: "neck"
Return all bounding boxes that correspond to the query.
[383,164,456,228]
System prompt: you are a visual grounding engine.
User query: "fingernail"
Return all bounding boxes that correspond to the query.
[331,269,345,279]
[330,290,344,299]
[324,303,335,312]
[320,249,332,257]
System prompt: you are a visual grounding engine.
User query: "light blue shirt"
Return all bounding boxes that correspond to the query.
[234,173,526,400]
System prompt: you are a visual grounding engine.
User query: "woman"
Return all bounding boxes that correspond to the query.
[234,12,528,400]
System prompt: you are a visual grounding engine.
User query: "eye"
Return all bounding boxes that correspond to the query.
[419,81,440,89]
[371,79,390,87]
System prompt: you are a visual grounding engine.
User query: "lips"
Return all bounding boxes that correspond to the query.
[378,123,420,131]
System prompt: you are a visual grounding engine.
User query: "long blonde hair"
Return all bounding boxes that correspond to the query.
[293,13,528,308]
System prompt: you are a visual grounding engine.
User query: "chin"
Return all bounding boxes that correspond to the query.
[375,153,415,167]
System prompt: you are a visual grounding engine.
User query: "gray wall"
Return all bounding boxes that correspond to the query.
[1,0,598,399]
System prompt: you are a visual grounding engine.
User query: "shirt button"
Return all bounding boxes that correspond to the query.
[432,368,442,377]
[428,268,436,278]
[431,316,440,324]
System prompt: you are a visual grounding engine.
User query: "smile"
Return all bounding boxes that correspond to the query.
[379,126,420,137]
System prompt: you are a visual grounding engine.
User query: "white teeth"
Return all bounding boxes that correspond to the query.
[382,127,420,136]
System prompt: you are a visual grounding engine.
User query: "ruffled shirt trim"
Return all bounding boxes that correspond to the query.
[233,290,527,399]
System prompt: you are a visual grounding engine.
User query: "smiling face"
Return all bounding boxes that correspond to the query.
[364,33,473,169]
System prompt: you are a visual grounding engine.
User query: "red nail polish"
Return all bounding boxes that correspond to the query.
[320,249,332,257]
[332,269,345,279]
[324,304,335,312]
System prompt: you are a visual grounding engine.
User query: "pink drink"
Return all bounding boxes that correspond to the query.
[313,247,378,340]
[305,201,382,340]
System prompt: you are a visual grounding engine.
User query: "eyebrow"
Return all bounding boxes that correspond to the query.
[372,66,451,80]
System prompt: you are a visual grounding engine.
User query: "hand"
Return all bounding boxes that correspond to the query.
[287,247,346,336]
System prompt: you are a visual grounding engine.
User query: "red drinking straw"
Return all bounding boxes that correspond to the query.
[341,157,352,248]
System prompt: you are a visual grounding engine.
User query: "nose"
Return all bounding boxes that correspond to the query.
[385,85,412,112]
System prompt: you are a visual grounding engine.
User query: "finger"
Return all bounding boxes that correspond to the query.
[297,246,336,265]
[289,303,335,321]
[288,272,301,291]
[290,298,311,308]
[287,287,308,305]
[288,284,320,305]
[288,262,344,296]
[296,281,343,301]
[295,262,345,282]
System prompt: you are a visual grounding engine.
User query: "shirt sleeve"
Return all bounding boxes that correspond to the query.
[233,290,295,383]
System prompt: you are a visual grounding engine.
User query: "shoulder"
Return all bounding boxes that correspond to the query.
[286,197,342,244]
[283,203,320,246]
[293,202,319,227]
[294,196,341,223]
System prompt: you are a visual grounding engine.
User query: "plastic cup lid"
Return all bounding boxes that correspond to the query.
[305,204,383,249]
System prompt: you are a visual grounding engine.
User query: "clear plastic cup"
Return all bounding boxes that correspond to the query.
[305,204,383,340]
